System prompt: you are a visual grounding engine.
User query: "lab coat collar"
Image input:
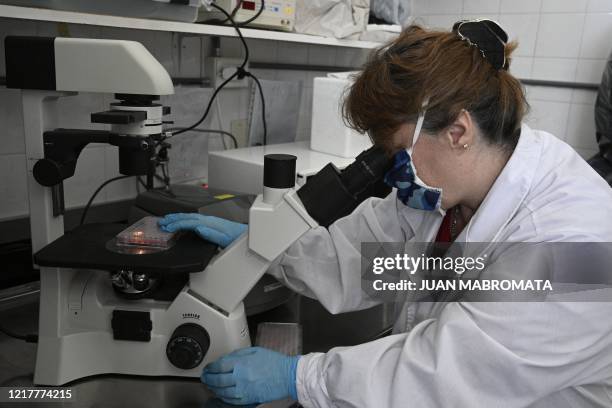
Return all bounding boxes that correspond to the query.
[398,123,541,244]
[396,197,444,242]
[463,123,541,242]
[393,125,541,309]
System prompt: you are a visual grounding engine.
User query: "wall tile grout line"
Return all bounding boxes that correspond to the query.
[0,3,610,220]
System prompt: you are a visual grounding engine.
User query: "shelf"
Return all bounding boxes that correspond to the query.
[0,5,380,49]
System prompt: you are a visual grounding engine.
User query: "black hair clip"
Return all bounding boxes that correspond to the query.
[452,19,509,70]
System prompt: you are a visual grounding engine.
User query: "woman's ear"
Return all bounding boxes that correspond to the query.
[444,110,475,150]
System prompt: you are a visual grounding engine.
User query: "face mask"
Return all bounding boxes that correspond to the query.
[383,106,443,212]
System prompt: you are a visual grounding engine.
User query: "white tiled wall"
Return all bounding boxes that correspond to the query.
[413,0,607,161]
[0,20,368,221]
[414,0,612,82]
[2,1,608,222]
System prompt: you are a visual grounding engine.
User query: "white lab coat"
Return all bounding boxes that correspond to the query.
[269,124,612,407]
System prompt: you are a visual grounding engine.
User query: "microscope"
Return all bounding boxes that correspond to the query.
[6,36,391,386]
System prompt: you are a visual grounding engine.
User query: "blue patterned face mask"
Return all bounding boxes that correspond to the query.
[383,106,443,212]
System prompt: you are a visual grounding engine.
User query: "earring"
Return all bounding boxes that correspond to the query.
[463,143,469,149]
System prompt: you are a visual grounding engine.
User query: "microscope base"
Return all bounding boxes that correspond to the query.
[33,268,250,386]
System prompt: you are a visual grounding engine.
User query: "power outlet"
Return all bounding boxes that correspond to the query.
[231,119,249,147]
[204,57,249,88]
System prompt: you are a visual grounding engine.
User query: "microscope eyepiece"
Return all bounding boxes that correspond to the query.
[297,145,392,227]
[263,154,297,189]
[339,146,391,197]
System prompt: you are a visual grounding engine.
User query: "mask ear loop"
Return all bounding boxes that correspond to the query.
[406,98,446,216]
[407,98,430,155]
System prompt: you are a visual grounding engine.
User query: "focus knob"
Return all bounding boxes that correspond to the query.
[33,159,63,187]
[166,323,210,370]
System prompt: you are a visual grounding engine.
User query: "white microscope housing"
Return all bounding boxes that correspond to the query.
[6,36,391,386]
[7,36,253,385]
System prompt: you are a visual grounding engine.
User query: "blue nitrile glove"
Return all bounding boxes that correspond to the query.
[158,213,247,248]
[203,398,256,408]
[201,347,301,405]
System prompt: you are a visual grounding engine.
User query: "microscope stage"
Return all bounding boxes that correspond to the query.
[34,223,218,275]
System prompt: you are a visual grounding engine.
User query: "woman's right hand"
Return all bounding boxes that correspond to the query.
[158,213,247,248]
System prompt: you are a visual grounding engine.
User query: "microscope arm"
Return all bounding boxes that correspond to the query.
[32,126,165,217]
[33,129,111,187]
[190,147,391,316]
[34,129,157,188]
[189,189,317,315]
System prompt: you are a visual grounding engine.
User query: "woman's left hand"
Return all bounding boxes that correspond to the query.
[201,347,300,405]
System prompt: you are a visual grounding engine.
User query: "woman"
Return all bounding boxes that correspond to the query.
[160,21,612,407]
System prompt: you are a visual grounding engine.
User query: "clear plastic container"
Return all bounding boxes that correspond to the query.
[115,216,178,249]
[311,76,373,158]
[255,322,302,356]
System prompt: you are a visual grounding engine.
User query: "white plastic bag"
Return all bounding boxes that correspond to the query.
[370,0,411,25]
[294,0,370,39]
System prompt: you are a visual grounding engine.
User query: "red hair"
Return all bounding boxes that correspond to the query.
[343,25,528,150]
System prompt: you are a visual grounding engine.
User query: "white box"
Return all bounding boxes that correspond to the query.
[208,141,355,195]
[198,0,296,31]
[310,76,372,158]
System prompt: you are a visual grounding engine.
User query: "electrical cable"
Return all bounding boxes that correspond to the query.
[0,324,38,343]
[193,129,239,149]
[210,0,250,68]
[173,1,267,145]
[218,0,243,24]
[246,72,267,146]
[215,97,228,150]
[221,1,267,145]
[203,0,265,27]
[160,163,171,189]
[79,175,131,226]
[137,176,147,190]
[173,44,246,135]
[161,165,168,180]
[167,127,239,149]
[154,174,169,186]
[172,3,249,137]
[172,72,240,137]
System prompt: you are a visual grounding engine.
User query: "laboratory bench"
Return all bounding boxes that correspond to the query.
[0,294,392,408]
